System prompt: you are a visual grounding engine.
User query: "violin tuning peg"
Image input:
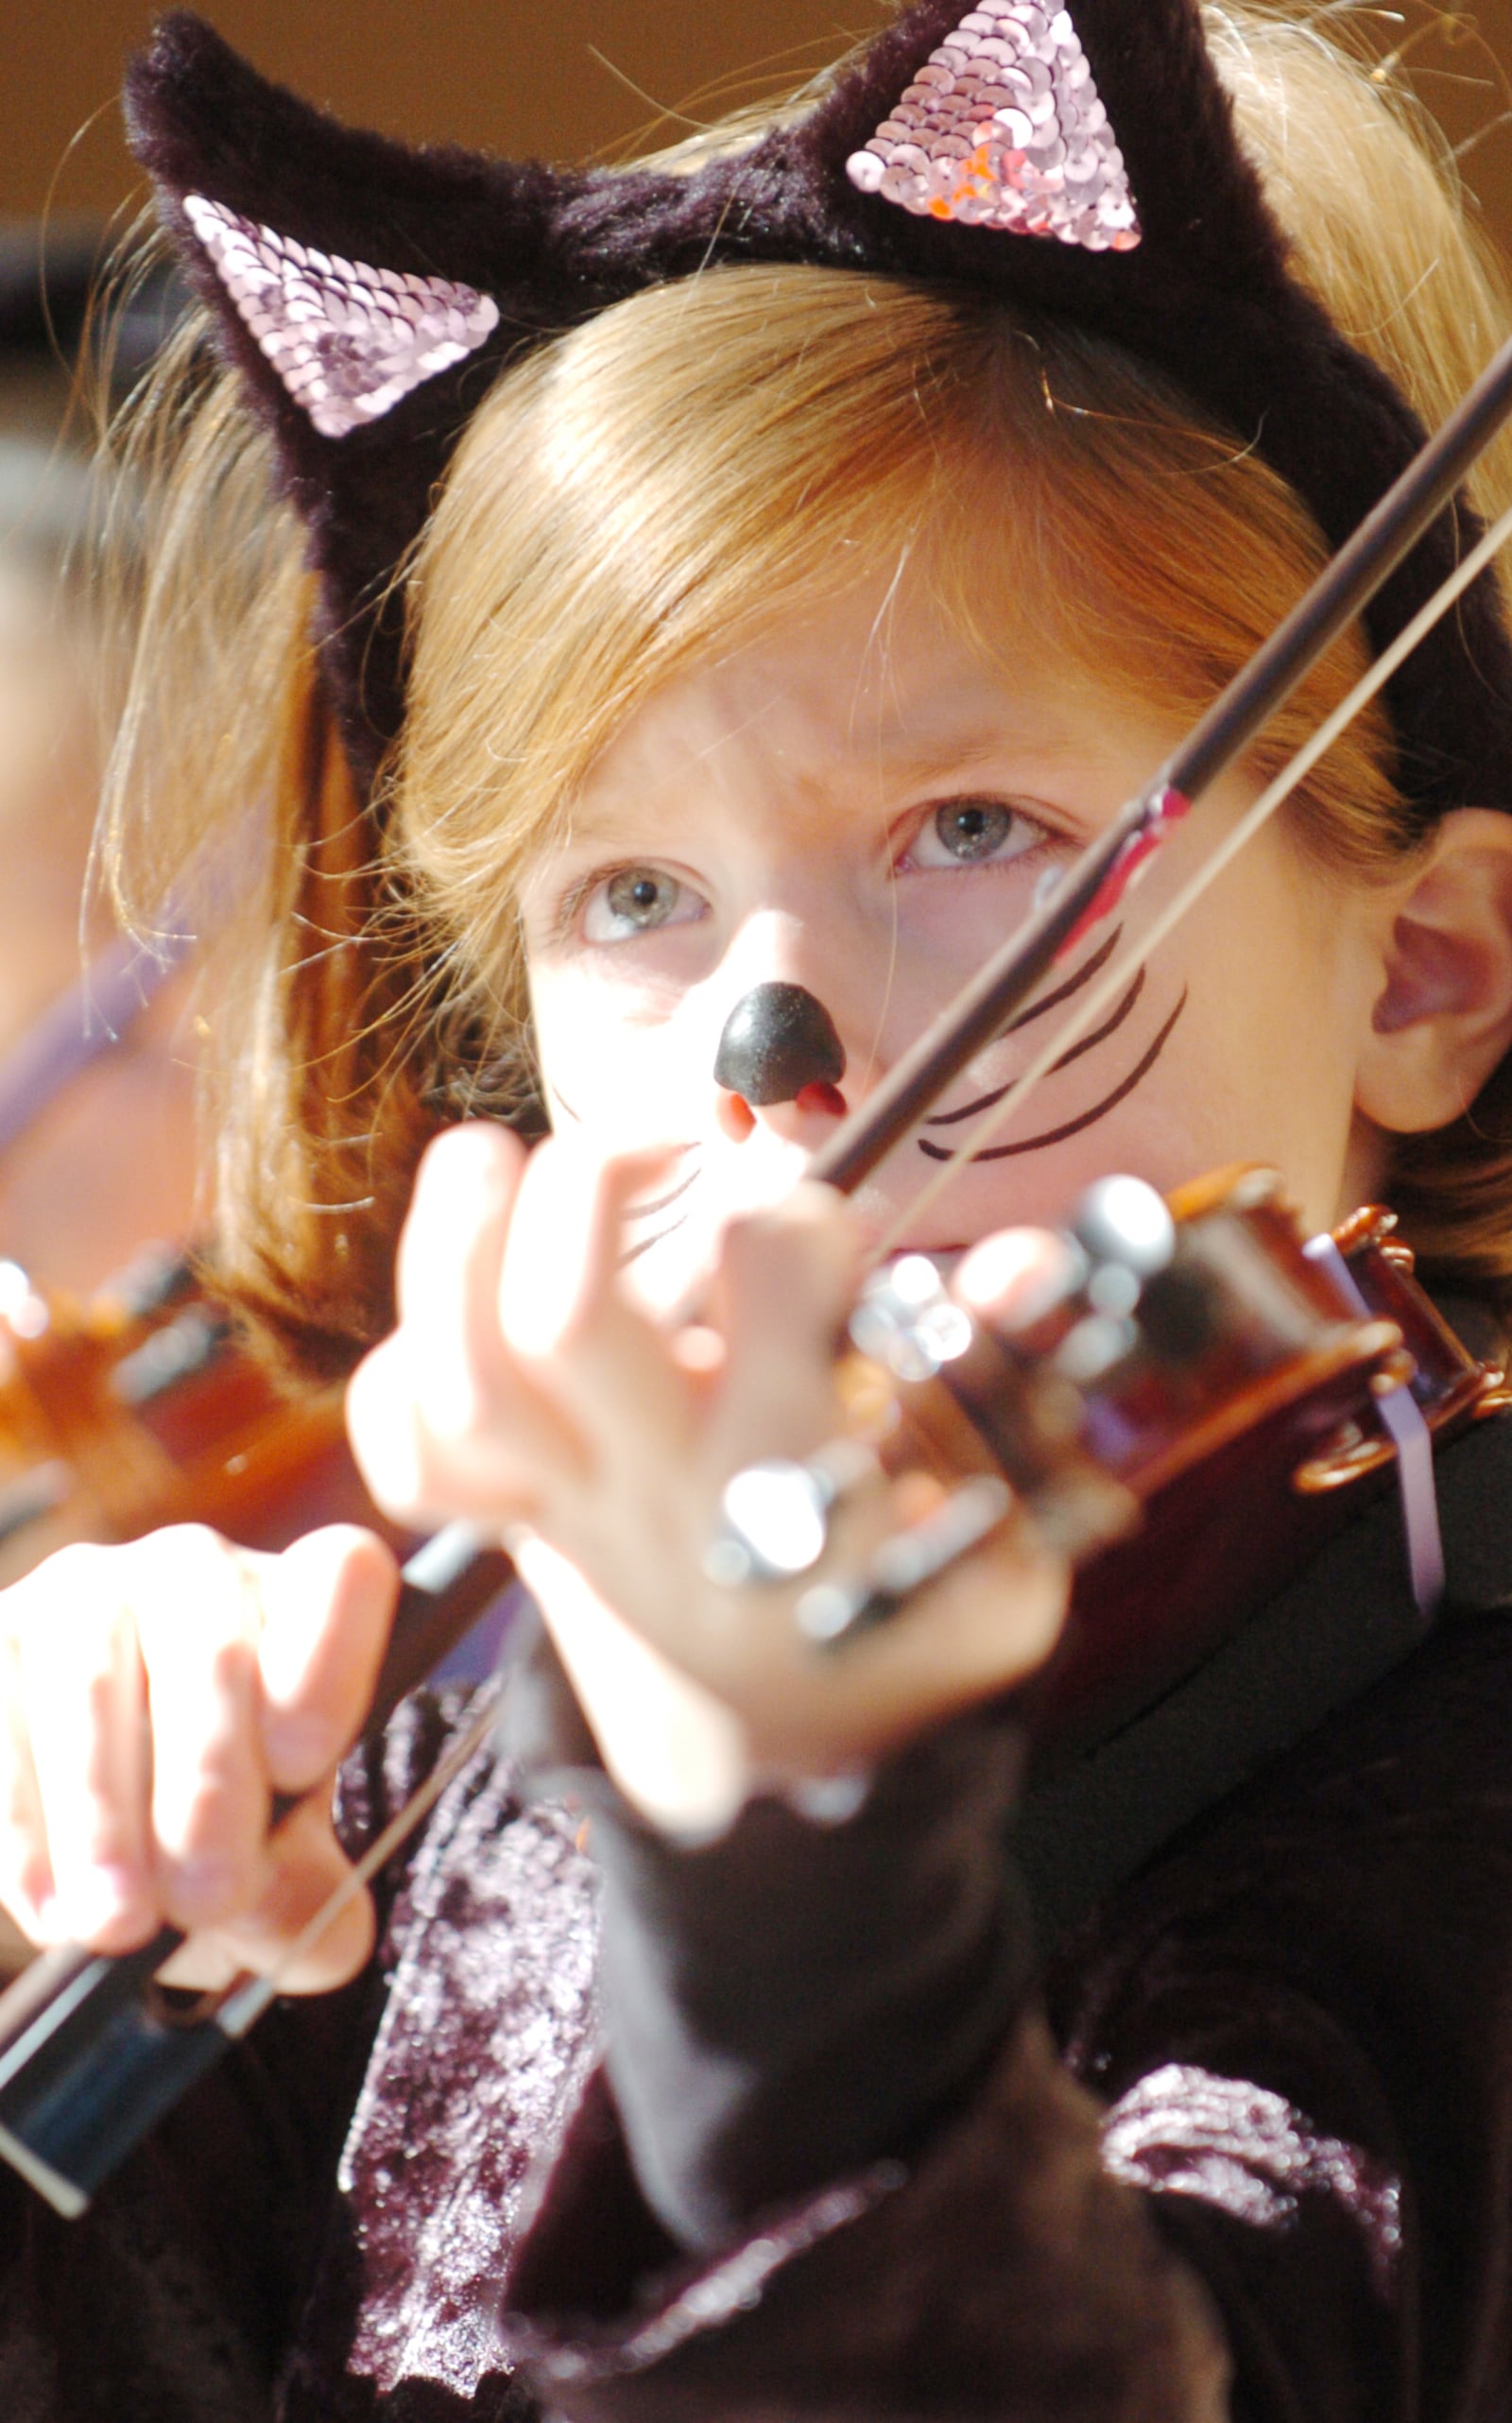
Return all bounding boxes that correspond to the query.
[1069,1176,1176,1280]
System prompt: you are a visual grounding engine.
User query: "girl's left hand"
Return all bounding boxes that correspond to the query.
[348,1124,1071,1833]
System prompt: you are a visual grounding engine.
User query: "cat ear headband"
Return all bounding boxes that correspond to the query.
[126,2,1512,820]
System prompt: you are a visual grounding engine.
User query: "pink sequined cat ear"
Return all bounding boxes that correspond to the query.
[846,0,1137,249]
[181,196,500,439]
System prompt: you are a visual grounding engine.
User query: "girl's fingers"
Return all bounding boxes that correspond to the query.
[129,1527,271,1933]
[0,1524,397,1979]
[498,1138,696,1453]
[352,1123,587,1522]
[9,1544,153,1949]
[254,1525,398,1793]
[0,1627,50,1938]
[361,1135,1071,1804]
[707,1182,865,1467]
[394,1121,523,1398]
[188,1795,376,1997]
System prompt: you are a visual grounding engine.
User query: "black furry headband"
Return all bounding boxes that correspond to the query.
[127,1,1512,822]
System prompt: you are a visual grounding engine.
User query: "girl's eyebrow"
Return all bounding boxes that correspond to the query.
[860,720,1088,786]
[550,713,1092,851]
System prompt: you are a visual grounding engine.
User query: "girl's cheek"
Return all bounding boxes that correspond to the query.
[535,991,698,1150]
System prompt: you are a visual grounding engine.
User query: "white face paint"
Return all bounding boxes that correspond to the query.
[517,566,1387,1310]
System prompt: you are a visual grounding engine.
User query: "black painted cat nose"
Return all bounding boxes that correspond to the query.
[713,983,847,1107]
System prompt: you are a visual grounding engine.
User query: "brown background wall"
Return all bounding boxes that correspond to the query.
[11,3,893,219]
[8,1,1512,256]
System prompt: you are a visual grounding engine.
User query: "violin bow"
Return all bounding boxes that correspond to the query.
[4,334,1512,2218]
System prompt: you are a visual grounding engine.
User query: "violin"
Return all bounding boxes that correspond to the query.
[0,1161,1502,2216]
[3,320,1512,2222]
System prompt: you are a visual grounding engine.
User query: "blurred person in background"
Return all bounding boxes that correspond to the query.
[0,443,200,1291]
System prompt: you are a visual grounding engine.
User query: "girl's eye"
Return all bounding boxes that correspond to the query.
[906,798,1046,869]
[581,865,703,942]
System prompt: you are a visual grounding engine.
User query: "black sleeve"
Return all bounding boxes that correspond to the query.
[583,1719,1036,2252]
[504,1596,1042,2251]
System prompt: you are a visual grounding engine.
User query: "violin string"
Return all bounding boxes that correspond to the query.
[868,496,1512,1263]
[213,1682,504,2038]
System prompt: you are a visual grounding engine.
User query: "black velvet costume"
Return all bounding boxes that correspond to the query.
[4,1400,1512,2422]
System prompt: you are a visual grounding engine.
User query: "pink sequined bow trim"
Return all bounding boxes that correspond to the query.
[846,0,1140,249]
[182,194,501,439]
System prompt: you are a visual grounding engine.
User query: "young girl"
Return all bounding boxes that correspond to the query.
[4,1,1512,2414]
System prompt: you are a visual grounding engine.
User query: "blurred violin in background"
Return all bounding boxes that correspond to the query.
[0,1247,398,1591]
[0,262,400,1594]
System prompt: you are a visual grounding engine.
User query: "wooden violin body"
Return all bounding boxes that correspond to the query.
[0,1248,399,1589]
[839,1166,1507,1779]
[1046,1177,1503,1770]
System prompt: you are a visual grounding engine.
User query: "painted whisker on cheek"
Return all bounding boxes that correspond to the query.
[617,1156,702,1268]
[1047,968,1146,1076]
[1000,924,1125,1038]
[550,1085,582,1124]
[918,987,1189,1163]
[619,1212,692,1268]
[622,1163,702,1223]
[926,969,1147,1129]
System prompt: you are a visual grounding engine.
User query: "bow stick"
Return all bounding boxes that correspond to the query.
[5,332,1512,2218]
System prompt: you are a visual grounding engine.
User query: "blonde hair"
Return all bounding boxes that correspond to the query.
[101,3,1512,1376]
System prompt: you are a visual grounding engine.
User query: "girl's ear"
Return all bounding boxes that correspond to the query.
[1356,809,1512,1135]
